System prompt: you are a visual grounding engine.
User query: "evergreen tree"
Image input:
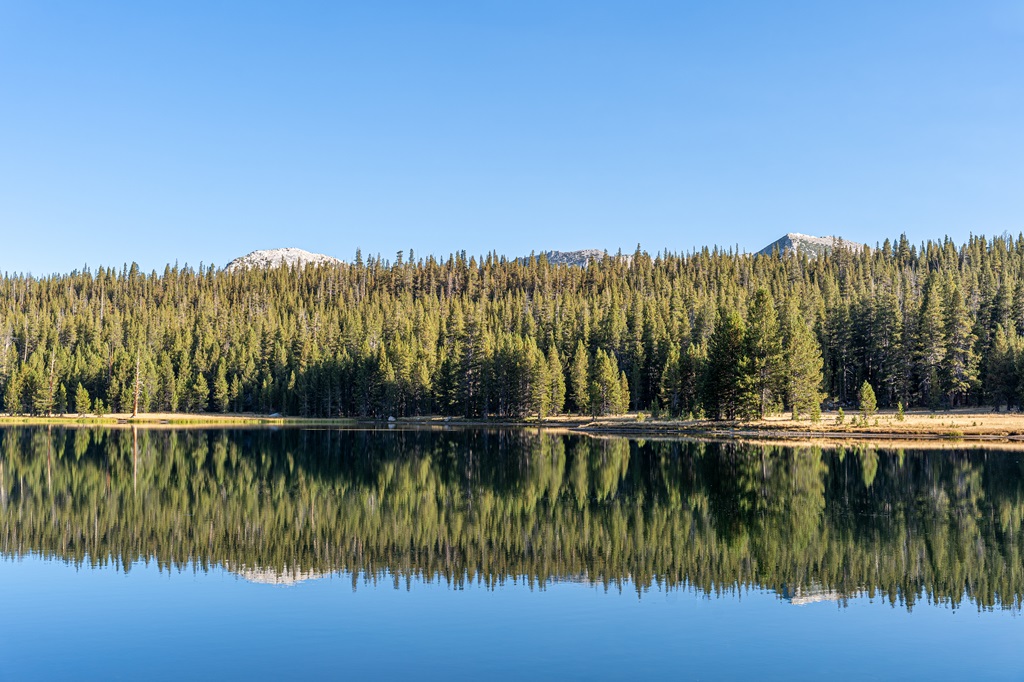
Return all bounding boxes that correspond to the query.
[528,342,551,419]
[56,383,68,415]
[74,383,91,415]
[618,370,631,413]
[780,299,823,420]
[660,342,684,416]
[31,374,54,416]
[859,381,877,418]
[943,282,979,406]
[4,369,23,415]
[213,363,230,413]
[871,289,905,406]
[191,373,210,413]
[915,274,946,407]
[703,310,746,420]
[546,345,566,415]
[589,349,624,416]
[681,342,705,416]
[740,289,784,418]
[570,341,590,415]
[159,354,178,412]
[988,325,1019,408]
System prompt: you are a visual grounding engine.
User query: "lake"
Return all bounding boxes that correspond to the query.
[1,426,1021,680]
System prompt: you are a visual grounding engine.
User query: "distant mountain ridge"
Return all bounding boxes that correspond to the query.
[225,248,343,271]
[520,249,610,267]
[223,237,864,271]
[756,233,866,257]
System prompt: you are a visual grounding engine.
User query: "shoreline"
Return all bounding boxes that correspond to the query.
[2,408,1024,447]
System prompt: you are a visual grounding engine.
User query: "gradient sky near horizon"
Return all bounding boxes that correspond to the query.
[2,1,1023,274]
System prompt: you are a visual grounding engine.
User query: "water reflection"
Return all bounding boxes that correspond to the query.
[1,426,1022,611]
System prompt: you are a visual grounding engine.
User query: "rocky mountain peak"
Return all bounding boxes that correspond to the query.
[756,233,866,258]
[225,248,342,271]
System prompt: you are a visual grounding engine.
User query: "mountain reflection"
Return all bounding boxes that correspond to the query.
[1,427,1022,610]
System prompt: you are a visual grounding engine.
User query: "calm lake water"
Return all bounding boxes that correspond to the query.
[1,426,1022,680]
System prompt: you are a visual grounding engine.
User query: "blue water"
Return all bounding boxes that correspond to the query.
[1,557,1020,681]
[2,426,1023,680]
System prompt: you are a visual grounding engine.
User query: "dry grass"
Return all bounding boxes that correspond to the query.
[0,412,357,427]
[4,408,1024,445]
[575,408,1024,441]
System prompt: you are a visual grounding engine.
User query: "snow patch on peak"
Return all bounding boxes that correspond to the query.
[756,234,866,258]
[225,248,342,271]
[520,249,632,267]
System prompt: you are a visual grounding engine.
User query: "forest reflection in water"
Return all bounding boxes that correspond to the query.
[1,426,1021,611]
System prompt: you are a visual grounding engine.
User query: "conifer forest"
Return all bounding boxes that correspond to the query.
[1,234,1021,419]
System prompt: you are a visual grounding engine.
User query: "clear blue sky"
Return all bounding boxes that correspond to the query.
[2,1,1023,274]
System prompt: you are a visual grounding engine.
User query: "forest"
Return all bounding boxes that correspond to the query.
[2,427,1021,610]
[1,233,1022,419]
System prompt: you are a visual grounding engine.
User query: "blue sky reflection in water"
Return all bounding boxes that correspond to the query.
[1,426,1023,679]
[0,558,1020,681]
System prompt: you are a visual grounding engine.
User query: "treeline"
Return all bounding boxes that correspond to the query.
[3,234,1024,418]
[2,427,1022,609]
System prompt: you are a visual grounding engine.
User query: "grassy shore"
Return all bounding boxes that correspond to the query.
[566,408,1024,442]
[3,408,1024,443]
[0,412,357,427]
[389,409,1024,443]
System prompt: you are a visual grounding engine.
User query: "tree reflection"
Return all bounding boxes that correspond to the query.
[1,427,1022,610]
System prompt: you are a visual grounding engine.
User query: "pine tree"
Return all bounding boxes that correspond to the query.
[988,325,1019,408]
[74,383,91,415]
[570,341,590,415]
[191,373,210,412]
[229,375,242,412]
[858,380,877,419]
[703,309,746,420]
[520,340,549,419]
[618,370,630,413]
[740,289,784,418]
[213,362,230,413]
[4,369,23,415]
[681,342,705,416]
[871,289,905,406]
[158,354,178,412]
[943,282,979,406]
[780,299,823,420]
[56,382,68,415]
[589,349,624,416]
[660,342,684,416]
[31,372,55,416]
[546,345,566,415]
[915,274,946,407]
